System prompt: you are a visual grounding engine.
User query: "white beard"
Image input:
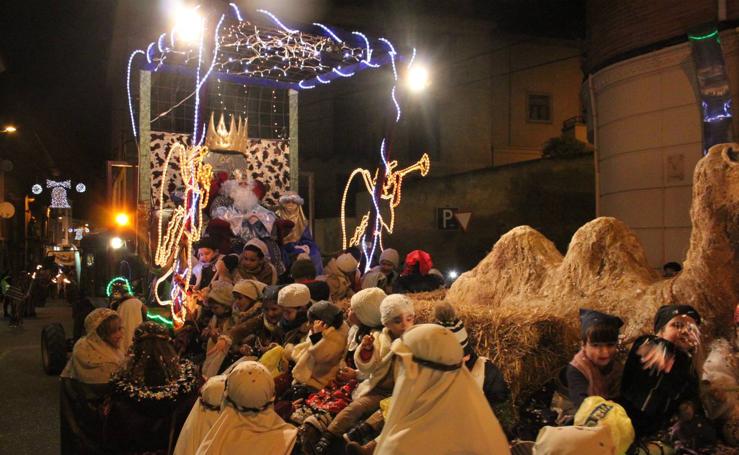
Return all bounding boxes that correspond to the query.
[222,180,258,213]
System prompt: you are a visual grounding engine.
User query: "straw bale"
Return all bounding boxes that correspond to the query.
[448,144,738,343]
[337,147,737,404]
[409,293,579,402]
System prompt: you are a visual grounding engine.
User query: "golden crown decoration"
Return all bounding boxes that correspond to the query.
[204,112,249,154]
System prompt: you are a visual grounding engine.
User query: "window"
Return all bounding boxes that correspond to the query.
[527,93,552,123]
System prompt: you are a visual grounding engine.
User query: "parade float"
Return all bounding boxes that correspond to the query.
[125,5,431,327]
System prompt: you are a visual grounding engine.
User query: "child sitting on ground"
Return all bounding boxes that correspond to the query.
[434,301,510,414]
[290,300,349,394]
[231,278,266,322]
[277,283,312,347]
[200,282,237,377]
[566,308,624,410]
[212,254,239,285]
[312,294,415,453]
[619,305,706,440]
[227,285,285,358]
[237,243,277,286]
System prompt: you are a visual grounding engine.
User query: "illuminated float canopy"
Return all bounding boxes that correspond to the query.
[127,5,430,324]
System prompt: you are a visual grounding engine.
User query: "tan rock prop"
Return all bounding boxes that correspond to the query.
[439,143,738,398]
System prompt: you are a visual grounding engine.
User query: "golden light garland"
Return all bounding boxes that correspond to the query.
[341,153,430,252]
[154,143,213,327]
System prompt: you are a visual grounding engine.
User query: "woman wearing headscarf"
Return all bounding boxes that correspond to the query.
[61,308,125,384]
[374,324,510,455]
[60,308,125,455]
[196,361,297,454]
[173,375,227,455]
[105,322,201,455]
[109,280,146,354]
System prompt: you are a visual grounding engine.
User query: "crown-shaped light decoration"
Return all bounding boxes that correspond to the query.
[204,112,248,154]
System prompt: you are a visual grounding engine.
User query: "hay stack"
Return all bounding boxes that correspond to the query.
[408,291,579,402]
[387,143,738,402]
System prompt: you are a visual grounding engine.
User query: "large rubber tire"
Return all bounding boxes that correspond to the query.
[41,323,68,375]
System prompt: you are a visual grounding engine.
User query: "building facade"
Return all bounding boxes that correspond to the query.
[585,0,739,268]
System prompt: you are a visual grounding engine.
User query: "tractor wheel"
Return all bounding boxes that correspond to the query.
[41,323,68,375]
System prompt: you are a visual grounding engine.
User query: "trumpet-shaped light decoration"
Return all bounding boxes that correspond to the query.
[340,154,431,261]
[154,144,213,328]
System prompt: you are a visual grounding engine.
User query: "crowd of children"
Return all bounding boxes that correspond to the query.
[57,236,739,455]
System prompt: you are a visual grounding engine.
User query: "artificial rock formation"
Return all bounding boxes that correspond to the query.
[448,143,739,341]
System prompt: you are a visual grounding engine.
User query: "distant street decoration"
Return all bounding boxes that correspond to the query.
[31,179,86,208]
[153,144,213,327]
[68,225,90,241]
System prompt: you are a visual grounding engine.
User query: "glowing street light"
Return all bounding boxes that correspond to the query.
[406,65,430,93]
[114,212,130,227]
[110,237,125,250]
[173,5,203,45]
[1,125,17,134]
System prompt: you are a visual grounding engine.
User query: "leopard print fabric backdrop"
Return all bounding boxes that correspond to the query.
[149,131,290,209]
[150,131,190,210]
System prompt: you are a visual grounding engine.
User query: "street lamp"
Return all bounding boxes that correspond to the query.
[1,125,17,134]
[110,236,125,250]
[405,64,430,93]
[173,5,203,45]
[114,212,130,227]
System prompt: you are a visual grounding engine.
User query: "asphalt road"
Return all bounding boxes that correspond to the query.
[0,298,73,455]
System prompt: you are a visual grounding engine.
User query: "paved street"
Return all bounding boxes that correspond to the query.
[0,299,73,455]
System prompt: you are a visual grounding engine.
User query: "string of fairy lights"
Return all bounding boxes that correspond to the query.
[153,143,213,327]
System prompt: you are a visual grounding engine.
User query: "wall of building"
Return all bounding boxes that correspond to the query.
[585,0,728,73]
[585,2,739,268]
[325,153,595,274]
[299,29,584,218]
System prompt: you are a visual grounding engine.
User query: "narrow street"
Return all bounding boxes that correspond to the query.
[0,299,73,455]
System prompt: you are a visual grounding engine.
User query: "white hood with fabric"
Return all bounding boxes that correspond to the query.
[61,308,125,384]
[195,361,297,455]
[116,296,144,354]
[173,375,227,455]
[375,324,510,455]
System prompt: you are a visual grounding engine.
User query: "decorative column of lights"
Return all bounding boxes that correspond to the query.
[153,143,213,327]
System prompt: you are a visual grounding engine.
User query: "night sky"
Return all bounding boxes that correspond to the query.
[0,1,115,221]
[0,0,583,223]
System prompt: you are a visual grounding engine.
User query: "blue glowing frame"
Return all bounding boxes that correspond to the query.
[126,6,406,141]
